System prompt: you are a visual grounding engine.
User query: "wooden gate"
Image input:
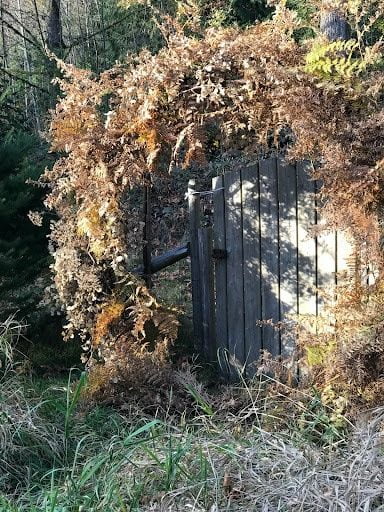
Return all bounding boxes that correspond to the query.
[189,157,354,377]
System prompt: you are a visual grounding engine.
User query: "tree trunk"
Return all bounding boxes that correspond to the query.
[47,0,64,50]
[32,0,45,47]
[17,0,41,132]
[0,0,8,68]
[320,9,349,41]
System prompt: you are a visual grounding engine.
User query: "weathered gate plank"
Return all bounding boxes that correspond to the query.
[259,158,280,356]
[316,190,336,327]
[278,159,298,357]
[297,162,317,325]
[198,227,216,361]
[241,164,262,375]
[212,175,229,374]
[188,180,203,350]
[224,169,245,376]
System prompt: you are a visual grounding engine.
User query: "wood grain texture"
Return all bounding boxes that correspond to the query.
[316,190,336,328]
[212,175,229,375]
[297,162,317,327]
[277,159,298,357]
[198,227,216,361]
[241,164,262,376]
[259,158,280,356]
[224,169,245,377]
[188,180,202,351]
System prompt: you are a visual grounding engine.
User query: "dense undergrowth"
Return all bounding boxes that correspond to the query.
[2,320,384,512]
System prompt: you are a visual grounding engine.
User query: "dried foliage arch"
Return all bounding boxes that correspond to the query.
[42,3,384,401]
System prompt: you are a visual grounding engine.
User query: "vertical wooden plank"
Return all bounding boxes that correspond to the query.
[297,162,317,329]
[259,158,280,356]
[277,159,298,358]
[316,191,336,331]
[224,170,245,377]
[198,227,216,361]
[188,180,202,351]
[212,175,229,376]
[241,163,262,375]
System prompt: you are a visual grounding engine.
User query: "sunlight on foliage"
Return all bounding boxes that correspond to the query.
[40,0,384,405]
[305,38,382,80]
[93,301,125,345]
[305,39,363,78]
[305,339,337,367]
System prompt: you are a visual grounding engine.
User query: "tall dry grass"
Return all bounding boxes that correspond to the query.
[1,318,384,510]
[0,317,63,497]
